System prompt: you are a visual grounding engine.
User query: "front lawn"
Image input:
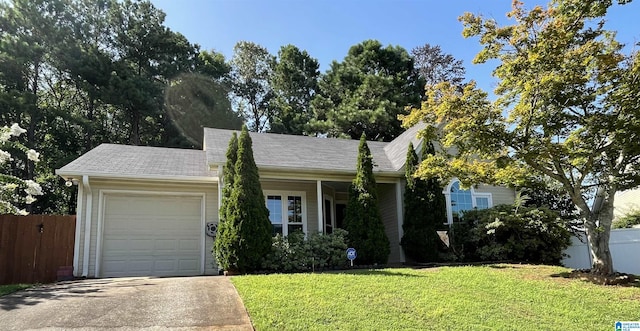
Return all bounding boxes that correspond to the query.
[231,264,640,330]
[0,284,31,296]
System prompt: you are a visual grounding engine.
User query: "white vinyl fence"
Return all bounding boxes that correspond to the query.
[562,228,640,275]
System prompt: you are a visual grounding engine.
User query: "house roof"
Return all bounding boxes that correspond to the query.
[56,144,213,180]
[57,123,428,180]
[204,128,399,174]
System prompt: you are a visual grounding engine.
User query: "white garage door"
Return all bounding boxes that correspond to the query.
[101,194,203,277]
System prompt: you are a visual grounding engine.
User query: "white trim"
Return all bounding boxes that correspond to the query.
[55,171,217,183]
[217,165,223,215]
[82,175,92,277]
[396,180,405,262]
[265,190,308,236]
[73,181,83,277]
[442,179,493,225]
[95,189,207,277]
[317,181,323,233]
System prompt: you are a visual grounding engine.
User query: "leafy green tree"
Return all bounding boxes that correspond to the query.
[215,126,271,273]
[269,45,319,135]
[401,142,446,262]
[344,134,390,264]
[229,41,275,132]
[403,0,639,275]
[310,40,422,141]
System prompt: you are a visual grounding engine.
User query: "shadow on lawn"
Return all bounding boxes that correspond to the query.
[341,269,427,277]
[551,271,640,287]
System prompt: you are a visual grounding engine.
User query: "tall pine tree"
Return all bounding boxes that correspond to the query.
[214,127,272,273]
[344,134,390,264]
[214,132,238,269]
[401,141,446,262]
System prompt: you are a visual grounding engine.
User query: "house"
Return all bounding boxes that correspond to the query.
[56,124,515,278]
[614,188,640,220]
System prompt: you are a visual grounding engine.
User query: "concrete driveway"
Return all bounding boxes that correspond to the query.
[0,276,253,331]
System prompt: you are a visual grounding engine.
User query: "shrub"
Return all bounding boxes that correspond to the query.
[401,142,446,263]
[613,209,640,229]
[262,229,349,272]
[454,204,571,265]
[344,134,390,265]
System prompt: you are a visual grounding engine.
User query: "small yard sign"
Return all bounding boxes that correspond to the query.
[346,248,357,267]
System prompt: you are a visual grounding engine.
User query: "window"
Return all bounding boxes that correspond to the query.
[266,191,306,236]
[443,180,492,224]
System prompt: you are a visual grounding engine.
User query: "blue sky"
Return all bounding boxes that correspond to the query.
[150,0,640,95]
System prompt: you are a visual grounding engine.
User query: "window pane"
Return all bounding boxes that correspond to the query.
[476,197,489,209]
[288,196,302,224]
[273,224,283,236]
[267,195,282,224]
[288,224,303,235]
[450,181,472,222]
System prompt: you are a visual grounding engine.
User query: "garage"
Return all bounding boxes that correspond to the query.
[100,193,204,278]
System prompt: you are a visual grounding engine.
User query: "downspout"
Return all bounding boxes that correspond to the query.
[82,175,92,277]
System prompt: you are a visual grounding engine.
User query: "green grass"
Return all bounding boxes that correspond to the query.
[0,284,31,296]
[231,264,640,330]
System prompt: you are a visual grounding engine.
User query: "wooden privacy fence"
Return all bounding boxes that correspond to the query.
[0,215,76,285]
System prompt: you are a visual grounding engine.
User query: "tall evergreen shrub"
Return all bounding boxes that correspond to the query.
[214,127,272,272]
[214,132,237,270]
[400,142,446,262]
[344,134,390,264]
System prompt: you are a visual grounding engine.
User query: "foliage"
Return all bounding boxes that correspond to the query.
[520,177,581,234]
[411,43,465,88]
[0,124,43,215]
[343,134,390,264]
[310,40,422,141]
[261,229,349,272]
[0,283,31,296]
[613,209,640,229]
[215,126,272,273]
[269,44,319,135]
[402,0,639,275]
[229,41,275,132]
[232,265,640,331]
[453,205,571,265]
[401,142,446,262]
[214,131,237,268]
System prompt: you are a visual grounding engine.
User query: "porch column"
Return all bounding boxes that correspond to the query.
[317,180,323,233]
[396,180,405,263]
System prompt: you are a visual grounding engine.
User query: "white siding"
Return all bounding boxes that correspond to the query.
[379,183,401,264]
[475,184,516,206]
[614,188,640,220]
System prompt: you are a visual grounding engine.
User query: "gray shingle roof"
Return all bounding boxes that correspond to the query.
[204,128,402,174]
[57,125,427,178]
[57,144,212,179]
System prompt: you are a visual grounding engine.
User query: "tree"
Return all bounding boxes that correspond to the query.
[214,126,272,273]
[310,40,422,141]
[411,44,465,88]
[402,0,639,275]
[0,124,43,215]
[401,142,446,262]
[344,134,390,264]
[214,131,237,270]
[269,45,319,135]
[229,41,275,132]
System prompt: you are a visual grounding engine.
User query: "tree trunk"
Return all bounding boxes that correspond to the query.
[583,194,615,275]
[129,108,140,145]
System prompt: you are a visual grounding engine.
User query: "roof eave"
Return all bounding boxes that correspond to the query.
[55,170,218,183]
